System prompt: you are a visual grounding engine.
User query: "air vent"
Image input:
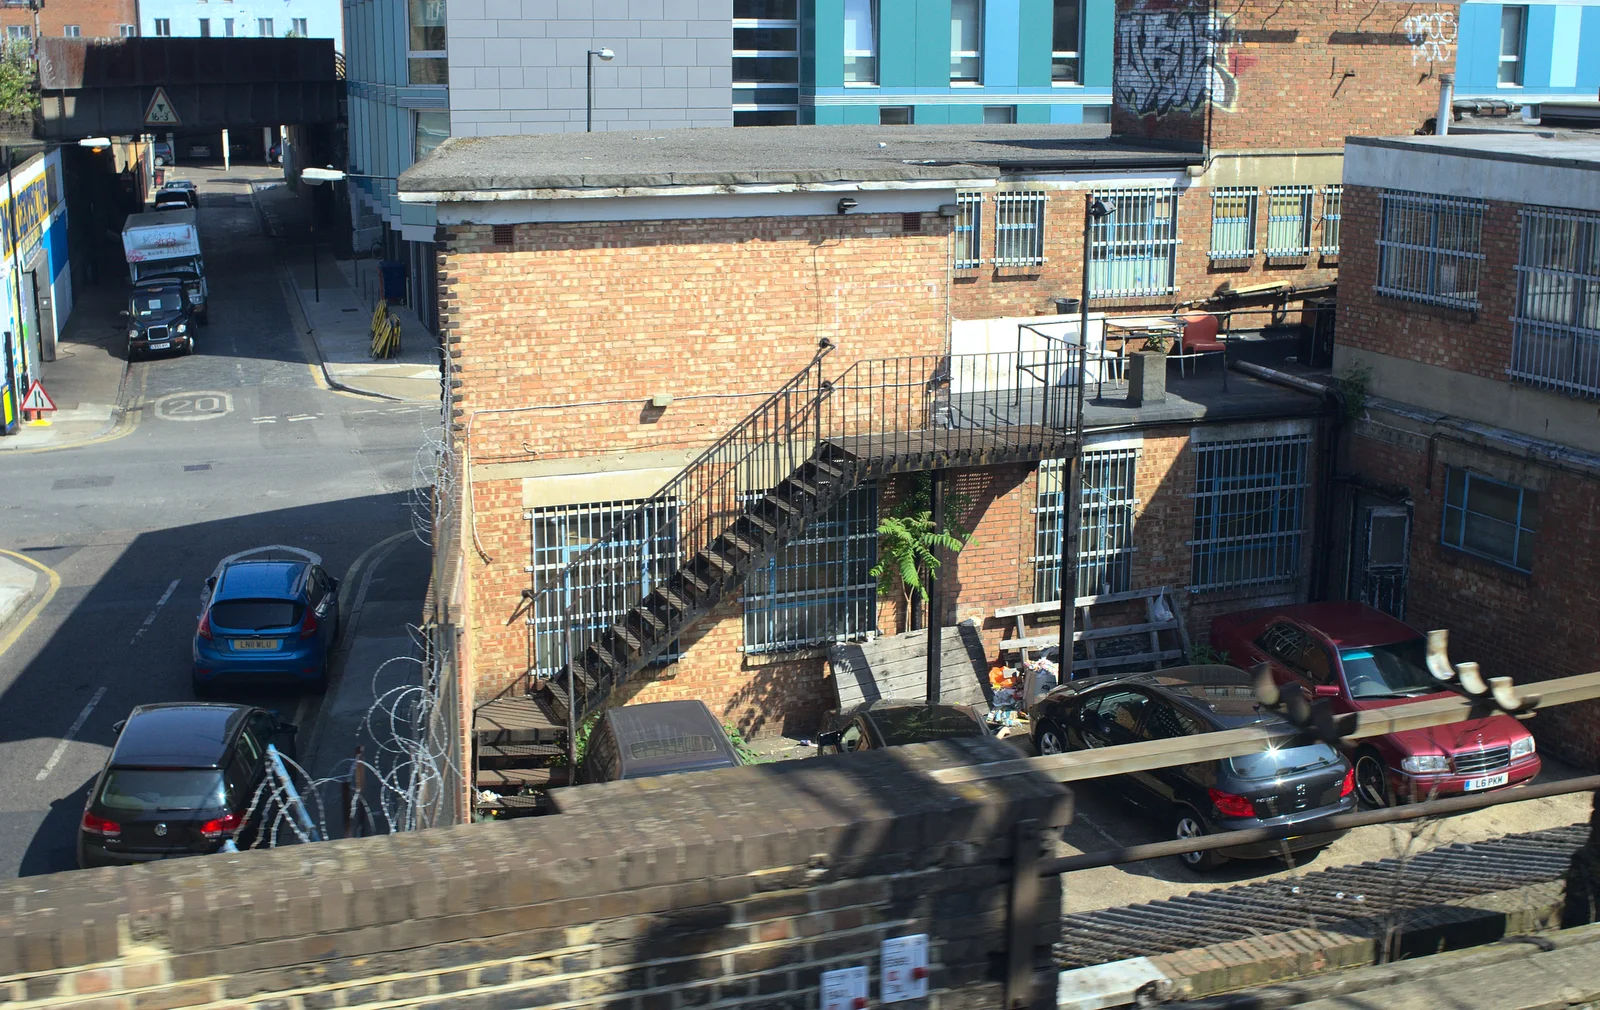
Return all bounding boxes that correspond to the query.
[492,224,515,246]
[902,213,922,233]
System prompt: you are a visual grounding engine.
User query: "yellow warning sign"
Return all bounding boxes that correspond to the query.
[144,87,181,126]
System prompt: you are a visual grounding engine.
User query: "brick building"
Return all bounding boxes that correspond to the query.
[1331,131,1600,769]
[0,0,137,40]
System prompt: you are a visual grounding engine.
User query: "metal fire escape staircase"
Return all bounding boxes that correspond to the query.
[473,338,1085,807]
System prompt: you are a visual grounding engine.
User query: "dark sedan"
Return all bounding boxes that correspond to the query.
[1030,666,1355,870]
[78,703,297,868]
[817,698,990,754]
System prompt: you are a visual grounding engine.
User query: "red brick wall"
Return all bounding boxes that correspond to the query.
[1346,429,1600,770]
[951,187,1339,321]
[1112,0,1451,150]
[0,0,135,37]
[1337,185,1520,383]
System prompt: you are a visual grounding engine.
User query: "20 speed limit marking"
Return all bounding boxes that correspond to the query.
[154,391,234,421]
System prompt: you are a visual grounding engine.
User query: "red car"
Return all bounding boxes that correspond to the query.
[1209,602,1540,808]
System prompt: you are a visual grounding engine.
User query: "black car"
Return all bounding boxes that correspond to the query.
[78,703,297,868]
[576,700,742,784]
[1030,665,1356,870]
[817,698,991,754]
[123,280,196,359]
[155,180,199,209]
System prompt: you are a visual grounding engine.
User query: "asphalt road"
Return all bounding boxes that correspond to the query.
[0,167,432,877]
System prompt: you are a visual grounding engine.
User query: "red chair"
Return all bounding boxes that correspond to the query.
[1177,312,1225,377]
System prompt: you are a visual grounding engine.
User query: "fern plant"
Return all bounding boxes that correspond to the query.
[871,472,973,632]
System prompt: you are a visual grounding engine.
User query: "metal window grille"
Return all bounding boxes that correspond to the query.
[742,483,878,654]
[525,499,680,679]
[1189,434,1310,592]
[1209,187,1257,261]
[1090,187,1180,298]
[1265,186,1314,257]
[994,191,1046,268]
[1442,466,1538,571]
[955,191,984,270]
[1375,190,1487,309]
[1508,206,1600,398]
[1033,450,1139,603]
[1320,185,1343,255]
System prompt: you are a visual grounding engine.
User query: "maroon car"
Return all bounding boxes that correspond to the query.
[1210,602,1540,808]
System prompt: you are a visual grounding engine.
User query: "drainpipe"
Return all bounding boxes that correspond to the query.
[1436,73,1455,136]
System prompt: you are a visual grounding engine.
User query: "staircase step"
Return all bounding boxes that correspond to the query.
[588,642,625,672]
[659,587,690,612]
[765,495,800,518]
[722,532,757,556]
[790,479,820,498]
[478,741,566,762]
[614,625,643,652]
[536,679,571,724]
[476,766,570,789]
[680,569,710,595]
[812,459,843,478]
[745,513,777,536]
[637,605,666,632]
[701,550,735,575]
[474,697,565,745]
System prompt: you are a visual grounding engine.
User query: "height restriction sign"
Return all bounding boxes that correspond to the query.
[144,87,181,126]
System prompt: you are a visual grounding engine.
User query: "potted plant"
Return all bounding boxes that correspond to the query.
[1127,330,1169,406]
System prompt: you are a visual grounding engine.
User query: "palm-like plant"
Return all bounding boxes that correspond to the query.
[871,473,973,632]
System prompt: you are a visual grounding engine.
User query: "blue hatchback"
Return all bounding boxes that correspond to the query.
[192,552,341,693]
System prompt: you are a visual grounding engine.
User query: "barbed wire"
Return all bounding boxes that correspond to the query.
[410,396,456,547]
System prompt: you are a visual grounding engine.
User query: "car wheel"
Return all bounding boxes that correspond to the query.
[1174,808,1227,871]
[1355,749,1393,809]
[1035,720,1068,757]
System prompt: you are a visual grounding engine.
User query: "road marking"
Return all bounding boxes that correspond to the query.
[129,579,181,645]
[155,391,234,422]
[251,416,276,424]
[287,413,319,422]
[0,549,61,659]
[36,686,107,782]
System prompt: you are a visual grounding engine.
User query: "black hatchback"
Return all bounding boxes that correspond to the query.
[78,703,297,868]
[1030,665,1355,870]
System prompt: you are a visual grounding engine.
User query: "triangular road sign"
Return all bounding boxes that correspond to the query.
[144,87,181,126]
[20,380,56,412]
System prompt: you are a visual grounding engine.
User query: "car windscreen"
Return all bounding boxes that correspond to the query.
[1228,742,1342,781]
[1340,639,1436,698]
[98,768,227,812]
[132,291,183,317]
[209,599,304,631]
[872,706,985,745]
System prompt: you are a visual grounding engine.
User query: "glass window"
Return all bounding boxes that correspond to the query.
[994,190,1046,268]
[1034,449,1139,602]
[409,0,445,51]
[879,105,912,125]
[1082,105,1110,124]
[742,484,876,654]
[1265,186,1314,257]
[983,105,1015,124]
[839,720,871,752]
[1082,690,1149,746]
[6,26,30,40]
[1509,207,1600,397]
[257,18,272,35]
[209,599,304,631]
[1442,467,1538,571]
[132,291,183,317]
[950,0,982,82]
[1190,434,1311,591]
[98,770,227,812]
[1338,640,1437,698]
[409,58,448,84]
[1376,190,1487,310]
[1499,6,1525,86]
[843,0,877,84]
[414,110,450,162]
[154,18,170,35]
[291,17,307,35]
[1090,187,1180,297]
[954,191,983,270]
[1140,701,1201,741]
[735,0,797,15]
[119,24,135,36]
[223,17,234,36]
[1052,0,1082,84]
[1209,187,1257,261]
[63,25,80,37]
[734,110,799,126]
[872,706,985,745]
[198,18,210,36]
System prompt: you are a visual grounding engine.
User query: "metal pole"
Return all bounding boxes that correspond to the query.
[1081,194,1099,403]
[586,52,595,133]
[311,224,319,302]
[926,469,945,705]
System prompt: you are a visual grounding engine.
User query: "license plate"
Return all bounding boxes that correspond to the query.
[233,638,281,651]
[1464,772,1509,791]
[148,342,170,350]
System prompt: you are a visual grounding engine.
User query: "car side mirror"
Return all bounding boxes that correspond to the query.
[206,576,217,589]
[118,309,129,318]
[1313,684,1341,699]
[111,719,127,734]
[816,730,842,748]
[274,722,298,736]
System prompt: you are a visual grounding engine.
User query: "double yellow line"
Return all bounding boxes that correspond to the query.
[0,548,61,659]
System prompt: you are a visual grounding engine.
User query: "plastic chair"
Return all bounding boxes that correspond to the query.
[1177,312,1225,377]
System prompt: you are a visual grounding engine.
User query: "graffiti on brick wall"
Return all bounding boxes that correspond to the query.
[1115,3,1238,119]
[1403,11,1457,67]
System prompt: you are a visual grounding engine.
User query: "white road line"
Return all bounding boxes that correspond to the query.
[36,687,107,782]
[251,416,277,423]
[129,579,181,645]
[287,414,318,422]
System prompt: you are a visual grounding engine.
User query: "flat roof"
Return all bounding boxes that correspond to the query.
[398,124,1200,199]
[1345,132,1600,213]
[1347,131,1600,171]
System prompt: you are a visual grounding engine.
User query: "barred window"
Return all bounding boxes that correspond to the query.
[1509,207,1600,398]
[1265,186,1314,257]
[1189,434,1310,592]
[955,191,983,270]
[994,191,1046,268]
[743,483,877,654]
[1209,187,1257,261]
[1033,450,1139,603]
[1443,467,1537,571]
[1320,185,1343,255]
[1376,190,1487,309]
[526,500,680,679]
[1090,187,1179,298]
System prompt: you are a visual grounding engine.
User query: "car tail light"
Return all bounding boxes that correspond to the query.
[1340,766,1356,798]
[82,811,121,838]
[197,611,213,641]
[200,812,243,840]
[299,610,318,639]
[1207,788,1256,819]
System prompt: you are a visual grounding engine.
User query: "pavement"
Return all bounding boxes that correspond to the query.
[0,555,39,633]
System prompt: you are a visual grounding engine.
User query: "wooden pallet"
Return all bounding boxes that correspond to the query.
[995,586,1191,677]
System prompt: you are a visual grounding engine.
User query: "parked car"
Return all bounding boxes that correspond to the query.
[122,280,196,359]
[817,698,990,754]
[152,141,173,166]
[1209,602,1541,808]
[154,180,199,209]
[575,700,742,784]
[188,142,213,159]
[78,703,297,868]
[192,548,341,693]
[1030,666,1355,870]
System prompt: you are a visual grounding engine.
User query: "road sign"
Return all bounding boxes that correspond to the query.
[20,380,55,412]
[144,87,181,126]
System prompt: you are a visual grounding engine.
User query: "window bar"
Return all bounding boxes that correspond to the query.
[1510,206,1600,398]
[1090,186,1179,298]
[1266,185,1314,257]
[955,191,983,269]
[1376,189,1486,310]
[1319,185,1343,255]
[1209,187,1257,261]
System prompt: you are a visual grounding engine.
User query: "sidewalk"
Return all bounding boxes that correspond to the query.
[256,182,442,403]
[0,278,133,451]
[0,553,40,634]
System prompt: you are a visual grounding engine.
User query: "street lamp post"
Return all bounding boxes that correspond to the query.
[586,48,614,133]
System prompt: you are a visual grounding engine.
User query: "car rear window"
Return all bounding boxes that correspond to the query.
[873,706,985,746]
[98,769,227,812]
[627,735,721,761]
[1228,743,1341,781]
[210,599,303,631]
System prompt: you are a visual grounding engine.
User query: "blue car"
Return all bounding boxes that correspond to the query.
[192,548,341,694]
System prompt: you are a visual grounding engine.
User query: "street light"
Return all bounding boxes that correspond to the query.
[300,167,402,304]
[586,47,614,133]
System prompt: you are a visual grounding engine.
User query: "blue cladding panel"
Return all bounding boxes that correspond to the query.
[987,0,1020,86]
[879,0,918,85]
[812,0,844,87]
[1017,0,1052,87]
[1083,0,1113,88]
[1582,8,1600,90]
[1017,103,1051,123]
[1455,4,1501,92]
[1549,5,1580,88]
[1523,4,1555,89]
[1049,103,1083,123]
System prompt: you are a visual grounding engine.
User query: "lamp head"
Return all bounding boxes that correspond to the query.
[594,47,614,61]
[1088,196,1113,220]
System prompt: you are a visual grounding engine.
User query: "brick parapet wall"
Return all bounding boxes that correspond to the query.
[0,740,1072,1010]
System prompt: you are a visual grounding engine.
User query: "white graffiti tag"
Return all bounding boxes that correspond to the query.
[1115,8,1237,119]
[1404,12,1457,67]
